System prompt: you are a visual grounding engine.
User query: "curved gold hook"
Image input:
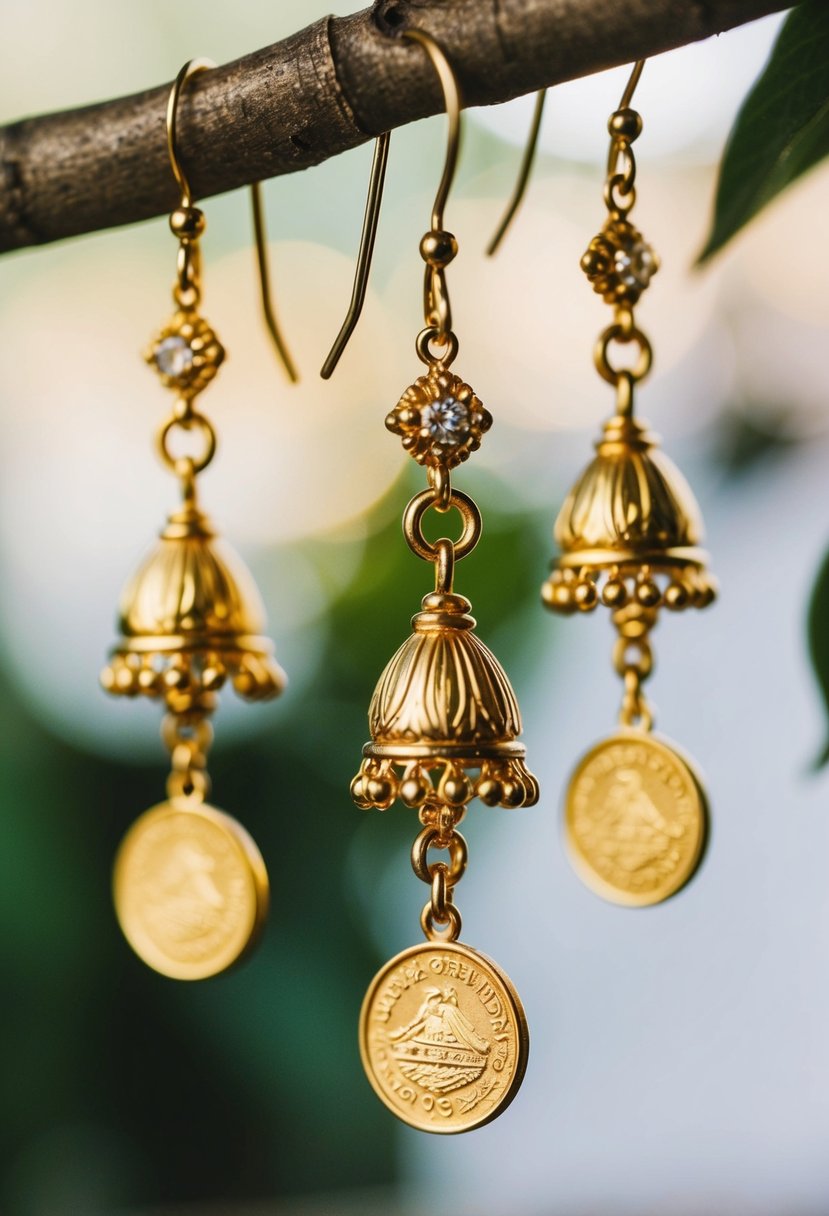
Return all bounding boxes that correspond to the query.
[486,89,546,257]
[321,29,462,379]
[487,59,646,258]
[167,58,298,383]
[166,58,215,209]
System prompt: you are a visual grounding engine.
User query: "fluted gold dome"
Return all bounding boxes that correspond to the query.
[543,415,716,615]
[555,414,703,562]
[119,508,266,640]
[101,505,285,710]
[351,593,538,812]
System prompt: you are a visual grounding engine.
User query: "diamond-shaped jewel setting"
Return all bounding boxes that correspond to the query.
[386,369,492,470]
[581,219,659,306]
[146,311,225,397]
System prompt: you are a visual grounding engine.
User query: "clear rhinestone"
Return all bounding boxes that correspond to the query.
[422,396,470,446]
[155,335,194,378]
[614,241,656,290]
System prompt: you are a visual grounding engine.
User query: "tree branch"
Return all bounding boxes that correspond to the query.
[0,0,787,254]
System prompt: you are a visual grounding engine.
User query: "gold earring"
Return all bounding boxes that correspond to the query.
[100,58,293,979]
[325,30,536,1134]
[541,62,716,907]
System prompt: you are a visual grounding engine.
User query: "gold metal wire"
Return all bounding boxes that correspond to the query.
[320,28,462,376]
[167,58,297,382]
[486,89,546,256]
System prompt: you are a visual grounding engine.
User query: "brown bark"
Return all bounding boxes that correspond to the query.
[0,0,788,254]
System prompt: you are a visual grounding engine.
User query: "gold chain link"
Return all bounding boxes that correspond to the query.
[163,711,213,803]
[412,823,468,943]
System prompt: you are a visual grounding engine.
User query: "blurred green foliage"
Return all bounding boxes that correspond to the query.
[699,0,829,262]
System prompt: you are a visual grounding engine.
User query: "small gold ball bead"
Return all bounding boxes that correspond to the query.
[442,775,471,806]
[553,583,574,610]
[476,778,501,806]
[602,578,628,608]
[420,230,458,267]
[608,108,642,141]
[636,579,661,608]
[664,582,689,611]
[170,207,206,239]
[574,580,598,610]
[367,777,393,805]
[500,781,524,808]
[696,581,717,609]
[400,777,428,807]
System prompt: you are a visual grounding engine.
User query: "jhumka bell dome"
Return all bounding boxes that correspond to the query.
[352,592,538,811]
[101,505,285,711]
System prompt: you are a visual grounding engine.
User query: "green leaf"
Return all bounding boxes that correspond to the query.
[698,0,829,263]
[807,544,829,766]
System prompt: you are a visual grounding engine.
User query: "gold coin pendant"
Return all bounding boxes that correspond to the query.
[360,940,529,1134]
[565,729,709,907]
[113,799,269,980]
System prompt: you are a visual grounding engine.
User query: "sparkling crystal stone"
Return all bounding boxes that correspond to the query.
[614,241,656,290]
[155,335,194,378]
[422,396,470,447]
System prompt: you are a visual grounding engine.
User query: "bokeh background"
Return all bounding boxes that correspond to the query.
[2,3,828,1214]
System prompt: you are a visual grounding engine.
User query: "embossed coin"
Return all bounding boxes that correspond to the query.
[565,730,709,907]
[360,940,529,1134]
[113,799,269,980]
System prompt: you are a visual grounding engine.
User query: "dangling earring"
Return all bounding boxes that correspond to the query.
[101,59,295,979]
[324,30,536,1134]
[541,62,716,907]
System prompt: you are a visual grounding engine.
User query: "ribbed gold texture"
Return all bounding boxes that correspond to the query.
[351,592,538,811]
[101,504,285,711]
[543,414,716,615]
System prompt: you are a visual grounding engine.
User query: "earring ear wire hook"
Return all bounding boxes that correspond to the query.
[320,28,462,379]
[167,58,298,383]
[487,58,645,259]
[486,89,546,257]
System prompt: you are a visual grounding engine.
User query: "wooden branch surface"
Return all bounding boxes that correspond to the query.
[0,0,788,254]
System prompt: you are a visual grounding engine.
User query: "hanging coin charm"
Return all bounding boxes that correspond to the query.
[102,72,285,979]
[542,74,715,907]
[350,36,536,1128]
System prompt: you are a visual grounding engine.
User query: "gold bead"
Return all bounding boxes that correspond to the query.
[477,778,501,806]
[442,775,471,806]
[608,108,642,141]
[664,582,689,611]
[169,207,206,239]
[400,777,428,807]
[367,777,393,805]
[581,248,609,277]
[636,579,661,608]
[574,580,598,611]
[602,578,628,608]
[419,230,458,267]
[500,781,524,808]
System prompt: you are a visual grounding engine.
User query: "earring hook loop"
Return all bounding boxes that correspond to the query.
[166,58,298,382]
[166,58,215,210]
[320,28,463,378]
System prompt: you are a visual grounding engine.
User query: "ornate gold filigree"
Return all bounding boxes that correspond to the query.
[145,309,225,397]
[581,218,658,307]
[386,368,492,469]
